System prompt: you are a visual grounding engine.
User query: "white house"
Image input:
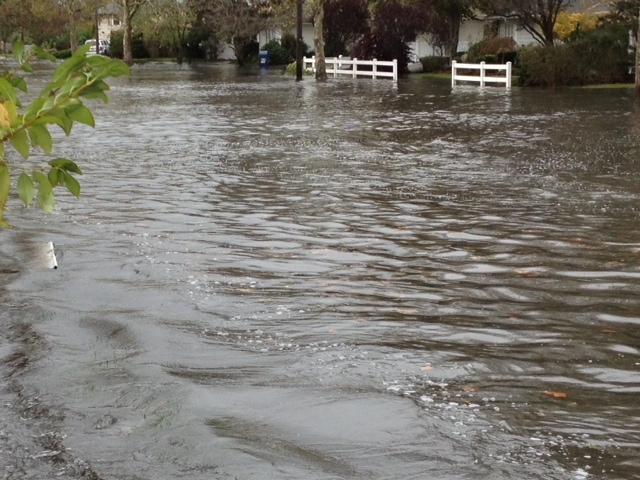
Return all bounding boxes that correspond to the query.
[409,15,537,60]
[97,5,122,43]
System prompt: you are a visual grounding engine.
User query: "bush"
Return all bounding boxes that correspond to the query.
[420,56,449,72]
[262,39,292,65]
[53,49,72,59]
[466,37,518,64]
[517,24,629,87]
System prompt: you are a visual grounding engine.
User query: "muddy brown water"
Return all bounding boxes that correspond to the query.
[1,63,640,479]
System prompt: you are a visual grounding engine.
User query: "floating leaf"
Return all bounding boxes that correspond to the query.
[542,390,567,399]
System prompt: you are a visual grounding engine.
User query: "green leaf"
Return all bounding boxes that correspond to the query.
[48,166,66,187]
[9,129,30,158]
[20,62,33,74]
[28,125,53,154]
[0,161,10,215]
[23,97,46,122]
[17,172,35,206]
[12,42,24,62]
[31,47,56,62]
[0,77,18,104]
[33,171,55,213]
[62,171,81,197]
[49,158,82,175]
[52,45,90,84]
[65,103,95,127]
[10,76,28,93]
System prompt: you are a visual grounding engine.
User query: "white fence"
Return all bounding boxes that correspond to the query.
[303,56,398,81]
[451,61,512,89]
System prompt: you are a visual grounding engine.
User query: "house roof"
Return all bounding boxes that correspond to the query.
[98,5,122,16]
[566,0,609,14]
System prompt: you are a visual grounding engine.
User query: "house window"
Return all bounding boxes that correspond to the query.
[113,19,120,26]
[502,23,514,38]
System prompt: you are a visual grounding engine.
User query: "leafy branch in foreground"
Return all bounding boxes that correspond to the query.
[0,42,130,228]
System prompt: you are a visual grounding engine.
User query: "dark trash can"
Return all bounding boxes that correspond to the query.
[259,50,269,69]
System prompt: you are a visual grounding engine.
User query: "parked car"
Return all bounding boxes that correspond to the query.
[85,39,109,55]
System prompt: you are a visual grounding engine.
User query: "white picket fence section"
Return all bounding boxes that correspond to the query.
[451,61,512,89]
[303,56,398,81]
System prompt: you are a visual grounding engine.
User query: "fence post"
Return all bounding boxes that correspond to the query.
[480,61,485,87]
[373,59,378,79]
[393,59,398,81]
[506,61,512,89]
[451,60,457,87]
[352,58,357,78]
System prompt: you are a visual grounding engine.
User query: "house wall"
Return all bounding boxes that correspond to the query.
[98,15,121,42]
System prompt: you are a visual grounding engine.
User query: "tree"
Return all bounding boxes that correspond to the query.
[353,0,428,72]
[478,0,573,45]
[323,0,369,57]
[121,0,149,65]
[429,0,474,59]
[192,0,273,66]
[137,0,195,63]
[0,43,130,227]
[313,0,328,81]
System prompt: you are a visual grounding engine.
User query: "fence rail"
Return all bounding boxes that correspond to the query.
[451,61,512,89]
[303,56,398,81]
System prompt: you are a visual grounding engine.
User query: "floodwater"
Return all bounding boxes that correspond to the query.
[1,62,640,480]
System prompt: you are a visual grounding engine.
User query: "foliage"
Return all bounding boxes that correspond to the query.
[53,49,73,59]
[323,0,370,57]
[0,42,129,227]
[191,0,275,66]
[427,0,475,58]
[477,0,571,45]
[554,11,599,41]
[262,39,293,65]
[0,0,67,46]
[280,32,310,60]
[285,61,313,75]
[419,55,449,72]
[466,37,518,63]
[517,24,630,87]
[109,29,150,60]
[353,0,426,73]
[136,0,195,63]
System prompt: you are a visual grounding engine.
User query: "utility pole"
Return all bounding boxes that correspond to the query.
[296,0,303,81]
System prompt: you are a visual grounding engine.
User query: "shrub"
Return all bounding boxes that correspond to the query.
[466,37,518,64]
[517,24,629,87]
[420,56,449,72]
[262,39,292,65]
[53,49,72,59]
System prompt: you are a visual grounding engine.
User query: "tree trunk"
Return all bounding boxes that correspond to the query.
[68,8,78,52]
[448,15,460,62]
[636,10,640,92]
[313,0,327,82]
[122,0,134,66]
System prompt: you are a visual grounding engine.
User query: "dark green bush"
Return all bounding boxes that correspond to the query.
[53,49,72,59]
[262,39,293,65]
[420,56,449,72]
[517,24,629,87]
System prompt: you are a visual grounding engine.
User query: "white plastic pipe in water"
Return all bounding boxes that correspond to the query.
[45,241,58,269]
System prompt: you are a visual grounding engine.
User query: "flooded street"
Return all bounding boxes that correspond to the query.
[1,63,640,479]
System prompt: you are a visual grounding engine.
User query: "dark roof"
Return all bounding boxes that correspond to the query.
[97,5,122,16]
[566,0,609,14]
